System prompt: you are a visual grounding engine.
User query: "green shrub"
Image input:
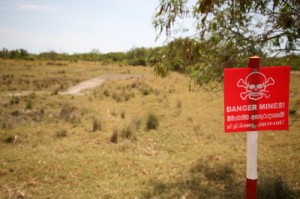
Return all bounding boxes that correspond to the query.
[4,134,15,143]
[146,113,159,130]
[25,100,33,110]
[10,96,20,105]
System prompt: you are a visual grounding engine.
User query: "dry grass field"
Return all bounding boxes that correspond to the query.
[0,59,299,198]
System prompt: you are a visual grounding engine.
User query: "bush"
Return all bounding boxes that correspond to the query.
[4,134,15,143]
[10,96,20,105]
[25,100,33,110]
[146,113,159,130]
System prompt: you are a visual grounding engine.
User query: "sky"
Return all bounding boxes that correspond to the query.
[0,0,169,54]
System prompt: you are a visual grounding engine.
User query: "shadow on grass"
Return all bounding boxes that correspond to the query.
[142,158,298,199]
[257,176,299,199]
[143,158,244,199]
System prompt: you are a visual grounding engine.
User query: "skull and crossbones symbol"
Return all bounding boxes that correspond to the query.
[237,71,275,100]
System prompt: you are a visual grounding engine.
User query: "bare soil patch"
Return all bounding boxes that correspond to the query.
[60,73,144,95]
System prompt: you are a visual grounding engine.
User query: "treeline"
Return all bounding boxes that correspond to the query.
[1,38,299,74]
[0,47,159,66]
[0,48,31,60]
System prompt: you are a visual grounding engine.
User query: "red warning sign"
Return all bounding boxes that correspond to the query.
[224,66,290,133]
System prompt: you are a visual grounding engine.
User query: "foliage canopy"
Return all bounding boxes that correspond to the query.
[152,0,300,84]
[154,0,300,55]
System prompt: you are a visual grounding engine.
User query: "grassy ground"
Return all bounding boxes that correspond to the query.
[0,59,299,198]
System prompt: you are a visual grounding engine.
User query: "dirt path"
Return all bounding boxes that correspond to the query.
[5,70,297,97]
[60,73,144,96]
[2,73,144,97]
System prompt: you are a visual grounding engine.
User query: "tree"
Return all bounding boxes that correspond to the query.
[126,47,148,66]
[0,48,10,59]
[152,0,300,84]
[39,51,59,60]
[154,0,299,55]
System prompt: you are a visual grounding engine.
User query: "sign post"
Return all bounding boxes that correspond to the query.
[246,131,258,199]
[224,56,290,199]
[246,57,260,199]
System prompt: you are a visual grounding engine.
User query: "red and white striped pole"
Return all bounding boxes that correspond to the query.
[246,131,258,199]
[246,56,260,199]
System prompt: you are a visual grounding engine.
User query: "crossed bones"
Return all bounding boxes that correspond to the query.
[237,72,275,100]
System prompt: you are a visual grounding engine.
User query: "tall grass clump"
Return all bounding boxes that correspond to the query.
[112,92,122,102]
[146,113,159,130]
[257,176,295,199]
[10,96,20,105]
[142,88,151,96]
[103,89,110,97]
[132,117,142,130]
[59,105,81,124]
[121,126,134,140]
[25,100,33,110]
[92,117,102,132]
[51,88,59,95]
[120,117,143,141]
[111,129,118,144]
[120,110,126,119]
[56,129,68,138]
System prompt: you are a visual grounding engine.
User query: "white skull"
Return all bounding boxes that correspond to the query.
[237,72,275,100]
